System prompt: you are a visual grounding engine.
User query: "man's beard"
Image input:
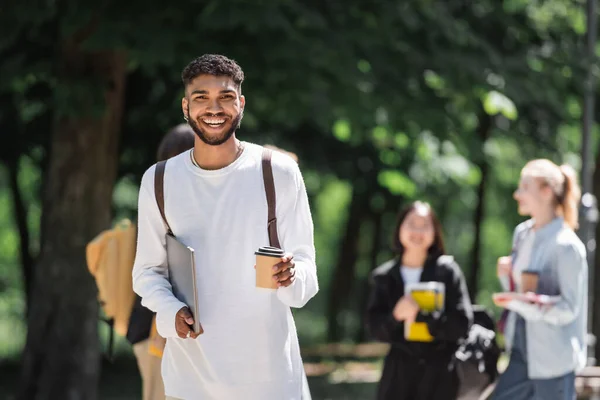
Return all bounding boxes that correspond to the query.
[187,107,243,146]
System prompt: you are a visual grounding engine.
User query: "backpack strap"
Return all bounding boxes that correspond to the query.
[262,148,281,249]
[154,152,279,245]
[154,160,172,235]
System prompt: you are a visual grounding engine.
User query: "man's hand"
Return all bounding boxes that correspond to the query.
[175,306,202,339]
[393,296,419,322]
[272,253,296,288]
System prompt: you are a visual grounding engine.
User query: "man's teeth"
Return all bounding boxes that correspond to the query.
[203,119,225,125]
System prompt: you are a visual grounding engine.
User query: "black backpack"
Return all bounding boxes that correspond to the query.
[455,306,501,400]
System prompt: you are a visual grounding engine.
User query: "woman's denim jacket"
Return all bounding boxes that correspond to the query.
[502,217,588,379]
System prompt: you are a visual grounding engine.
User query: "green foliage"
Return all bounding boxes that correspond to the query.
[333,120,352,143]
[378,170,417,197]
[483,91,518,120]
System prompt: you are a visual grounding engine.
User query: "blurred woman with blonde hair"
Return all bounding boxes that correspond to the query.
[492,159,587,400]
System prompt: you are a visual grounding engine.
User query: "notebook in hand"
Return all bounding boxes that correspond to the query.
[406,281,446,313]
[166,234,201,334]
[404,282,446,342]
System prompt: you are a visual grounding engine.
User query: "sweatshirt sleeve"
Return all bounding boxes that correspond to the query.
[132,166,187,338]
[274,158,319,308]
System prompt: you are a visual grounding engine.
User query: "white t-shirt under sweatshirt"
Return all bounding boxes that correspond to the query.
[400,266,423,286]
[132,142,319,400]
[512,231,535,291]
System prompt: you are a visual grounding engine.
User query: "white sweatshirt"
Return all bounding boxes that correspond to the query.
[132,142,318,400]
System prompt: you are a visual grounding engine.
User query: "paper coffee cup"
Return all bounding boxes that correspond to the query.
[520,271,539,293]
[255,246,285,289]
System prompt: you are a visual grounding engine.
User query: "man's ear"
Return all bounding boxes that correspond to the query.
[239,94,245,111]
[182,97,188,120]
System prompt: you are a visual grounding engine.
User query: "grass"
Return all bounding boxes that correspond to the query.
[0,356,144,400]
[0,355,378,400]
[0,292,380,399]
[0,310,377,399]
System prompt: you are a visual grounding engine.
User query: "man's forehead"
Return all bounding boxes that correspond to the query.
[187,74,237,92]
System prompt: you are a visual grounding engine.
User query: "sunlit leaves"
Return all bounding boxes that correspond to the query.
[483,91,518,120]
[394,133,410,149]
[357,60,371,73]
[378,170,417,197]
[424,70,445,91]
[333,119,351,142]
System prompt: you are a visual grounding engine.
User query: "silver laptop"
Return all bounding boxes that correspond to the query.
[166,234,201,334]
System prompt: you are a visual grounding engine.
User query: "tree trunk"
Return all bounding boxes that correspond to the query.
[7,158,34,314]
[17,31,126,400]
[355,209,384,343]
[326,187,369,342]
[467,113,493,302]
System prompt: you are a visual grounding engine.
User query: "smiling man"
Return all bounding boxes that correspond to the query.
[132,54,319,400]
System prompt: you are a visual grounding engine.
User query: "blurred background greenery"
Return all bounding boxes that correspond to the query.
[1,0,599,398]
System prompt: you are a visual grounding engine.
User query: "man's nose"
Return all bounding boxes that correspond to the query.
[206,98,223,113]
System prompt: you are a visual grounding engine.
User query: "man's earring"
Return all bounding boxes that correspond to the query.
[183,115,189,122]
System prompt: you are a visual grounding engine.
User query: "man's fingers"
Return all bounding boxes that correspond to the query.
[176,325,189,338]
[190,329,201,339]
[273,257,295,274]
[272,262,289,274]
[178,307,195,325]
[273,269,291,281]
[276,268,296,287]
[177,324,203,339]
[175,306,197,338]
[274,265,296,281]
[178,306,192,318]
[278,277,295,287]
[191,323,205,338]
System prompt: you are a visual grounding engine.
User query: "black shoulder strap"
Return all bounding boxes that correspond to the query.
[154,160,172,235]
[262,148,281,249]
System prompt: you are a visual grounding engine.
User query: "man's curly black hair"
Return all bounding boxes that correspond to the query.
[181,54,245,91]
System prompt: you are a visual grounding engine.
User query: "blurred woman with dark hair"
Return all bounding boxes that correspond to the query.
[367,201,473,400]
